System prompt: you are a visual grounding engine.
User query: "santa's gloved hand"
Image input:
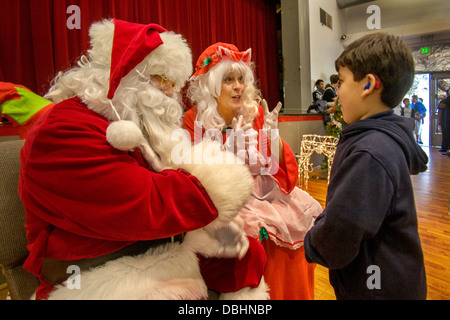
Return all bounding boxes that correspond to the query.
[183,218,249,260]
[211,220,249,259]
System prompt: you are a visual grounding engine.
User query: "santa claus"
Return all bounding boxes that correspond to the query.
[19,19,268,300]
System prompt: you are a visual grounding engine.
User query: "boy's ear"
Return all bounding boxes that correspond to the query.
[361,74,381,97]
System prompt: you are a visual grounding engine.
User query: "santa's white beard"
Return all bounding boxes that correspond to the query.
[107,77,184,160]
[135,86,184,157]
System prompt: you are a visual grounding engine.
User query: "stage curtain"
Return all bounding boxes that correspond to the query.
[0,0,280,108]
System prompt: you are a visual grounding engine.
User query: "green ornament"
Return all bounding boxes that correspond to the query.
[202,57,212,67]
[259,227,269,242]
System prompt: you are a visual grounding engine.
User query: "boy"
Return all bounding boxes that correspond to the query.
[304,32,428,300]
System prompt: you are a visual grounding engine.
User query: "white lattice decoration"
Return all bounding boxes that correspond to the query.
[296,134,339,187]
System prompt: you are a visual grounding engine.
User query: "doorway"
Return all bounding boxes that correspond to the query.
[409,74,430,146]
[408,73,450,147]
[430,73,450,147]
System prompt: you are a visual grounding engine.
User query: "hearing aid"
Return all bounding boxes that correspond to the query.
[364,74,382,90]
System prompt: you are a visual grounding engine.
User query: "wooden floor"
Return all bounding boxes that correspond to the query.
[303,146,450,300]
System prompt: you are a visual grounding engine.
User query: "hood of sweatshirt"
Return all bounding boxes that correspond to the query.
[339,110,428,175]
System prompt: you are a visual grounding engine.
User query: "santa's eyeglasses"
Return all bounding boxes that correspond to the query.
[150,75,176,90]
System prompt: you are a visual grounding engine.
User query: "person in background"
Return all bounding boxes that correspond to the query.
[304,32,428,300]
[308,79,329,119]
[318,75,340,126]
[411,94,427,144]
[438,88,450,155]
[312,79,325,102]
[402,97,415,118]
[322,74,339,107]
[393,98,415,133]
[183,42,322,300]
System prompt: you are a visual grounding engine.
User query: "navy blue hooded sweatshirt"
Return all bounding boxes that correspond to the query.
[304,110,428,300]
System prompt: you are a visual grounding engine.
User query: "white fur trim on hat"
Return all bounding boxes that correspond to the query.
[87,19,115,66]
[143,32,193,89]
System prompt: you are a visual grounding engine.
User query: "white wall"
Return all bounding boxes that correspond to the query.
[344,0,450,35]
[283,0,450,109]
[341,0,450,49]
[308,0,345,92]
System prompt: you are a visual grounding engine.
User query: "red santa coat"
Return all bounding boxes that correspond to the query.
[19,97,221,298]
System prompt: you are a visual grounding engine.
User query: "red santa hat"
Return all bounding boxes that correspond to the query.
[92,19,192,153]
[191,42,252,79]
[107,19,167,99]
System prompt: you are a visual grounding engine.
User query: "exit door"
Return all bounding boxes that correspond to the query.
[430,73,450,147]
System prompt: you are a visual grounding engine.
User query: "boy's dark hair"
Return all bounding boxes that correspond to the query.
[335,32,415,108]
[315,79,323,87]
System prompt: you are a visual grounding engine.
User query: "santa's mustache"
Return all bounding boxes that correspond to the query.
[127,84,184,156]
